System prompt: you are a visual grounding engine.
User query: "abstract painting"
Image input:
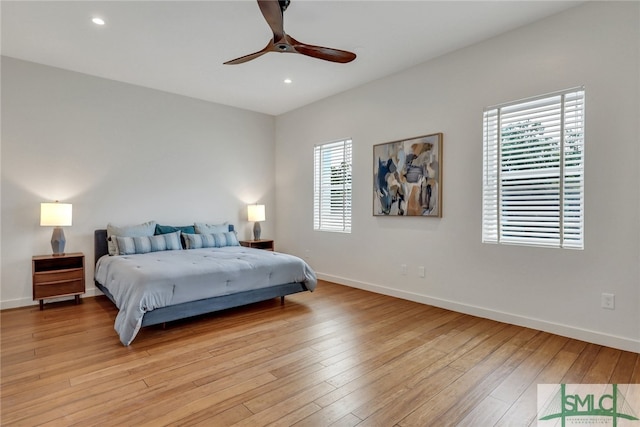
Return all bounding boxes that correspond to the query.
[373,133,442,217]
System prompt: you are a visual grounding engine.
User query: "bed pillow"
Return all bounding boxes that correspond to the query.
[107,221,156,255]
[115,231,182,255]
[194,222,229,234]
[155,224,196,235]
[183,232,239,249]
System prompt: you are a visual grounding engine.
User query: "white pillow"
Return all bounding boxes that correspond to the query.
[194,222,229,234]
[106,220,156,255]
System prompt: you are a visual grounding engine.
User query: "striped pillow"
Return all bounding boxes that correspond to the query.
[183,232,239,249]
[115,231,182,255]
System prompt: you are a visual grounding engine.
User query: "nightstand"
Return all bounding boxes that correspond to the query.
[239,239,274,251]
[32,252,85,310]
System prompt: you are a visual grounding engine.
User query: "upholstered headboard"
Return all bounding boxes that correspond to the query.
[94,229,108,265]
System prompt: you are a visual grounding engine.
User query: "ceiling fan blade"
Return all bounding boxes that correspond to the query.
[288,36,356,64]
[258,0,285,41]
[223,41,274,65]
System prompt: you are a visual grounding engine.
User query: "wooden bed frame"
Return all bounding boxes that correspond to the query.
[93,229,309,328]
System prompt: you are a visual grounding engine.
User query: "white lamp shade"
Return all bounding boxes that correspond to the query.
[40,203,72,227]
[247,204,265,222]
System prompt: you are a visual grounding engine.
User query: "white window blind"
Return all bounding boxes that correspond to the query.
[314,139,352,233]
[482,87,585,249]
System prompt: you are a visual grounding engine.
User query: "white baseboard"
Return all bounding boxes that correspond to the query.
[317,273,640,353]
[1,286,102,310]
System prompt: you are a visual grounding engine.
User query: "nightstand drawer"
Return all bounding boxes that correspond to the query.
[33,268,83,285]
[34,279,84,299]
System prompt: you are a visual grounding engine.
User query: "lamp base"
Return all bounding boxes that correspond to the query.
[51,227,66,256]
[253,222,261,240]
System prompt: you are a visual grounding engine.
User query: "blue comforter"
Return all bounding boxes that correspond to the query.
[95,247,317,345]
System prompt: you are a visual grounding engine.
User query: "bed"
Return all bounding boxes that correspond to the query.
[93,229,316,345]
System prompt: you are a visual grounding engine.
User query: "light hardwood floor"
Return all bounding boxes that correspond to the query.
[1,281,638,426]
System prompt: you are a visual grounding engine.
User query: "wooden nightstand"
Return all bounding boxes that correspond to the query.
[239,239,274,251]
[32,252,85,310]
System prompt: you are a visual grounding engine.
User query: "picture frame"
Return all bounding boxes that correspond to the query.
[373,132,442,217]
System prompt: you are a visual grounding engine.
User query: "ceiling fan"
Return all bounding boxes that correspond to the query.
[224,0,356,65]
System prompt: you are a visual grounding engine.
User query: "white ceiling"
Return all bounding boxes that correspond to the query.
[1,1,582,116]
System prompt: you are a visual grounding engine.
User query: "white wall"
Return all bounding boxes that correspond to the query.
[1,57,276,308]
[275,2,640,352]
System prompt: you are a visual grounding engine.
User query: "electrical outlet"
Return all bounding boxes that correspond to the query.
[418,266,425,278]
[401,264,407,275]
[601,293,615,310]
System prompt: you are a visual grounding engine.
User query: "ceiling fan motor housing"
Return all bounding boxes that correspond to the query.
[279,0,290,12]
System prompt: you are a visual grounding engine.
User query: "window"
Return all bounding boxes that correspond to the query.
[314,139,352,233]
[482,87,585,249]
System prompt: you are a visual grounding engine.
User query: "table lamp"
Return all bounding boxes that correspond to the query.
[247,204,265,240]
[40,202,72,256]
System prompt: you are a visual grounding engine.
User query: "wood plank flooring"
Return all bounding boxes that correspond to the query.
[1,281,638,426]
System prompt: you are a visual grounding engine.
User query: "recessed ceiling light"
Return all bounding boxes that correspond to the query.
[92,17,105,26]
[284,78,292,84]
